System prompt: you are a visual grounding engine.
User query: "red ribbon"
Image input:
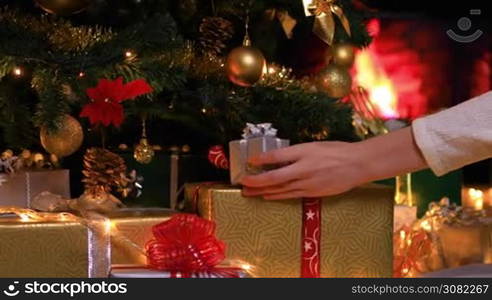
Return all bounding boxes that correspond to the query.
[146,214,226,273]
[301,198,322,278]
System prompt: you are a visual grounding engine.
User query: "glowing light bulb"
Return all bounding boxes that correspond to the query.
[13,67,23,77]
[19,214,30,222]
[125,51,135,58]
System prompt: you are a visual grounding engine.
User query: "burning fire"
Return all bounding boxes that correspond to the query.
[354,49,399,119]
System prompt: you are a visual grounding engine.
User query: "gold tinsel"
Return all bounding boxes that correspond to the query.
[0,8,114,52]
[199,17,234,56]
[82,148,131,196]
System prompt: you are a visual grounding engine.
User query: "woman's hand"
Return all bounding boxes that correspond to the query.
[241,141,370,200]
[241,127,428,200]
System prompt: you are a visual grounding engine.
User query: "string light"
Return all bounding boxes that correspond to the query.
[78,72,85,78]
[125,50,135,58]
[201,108,207,114]
[13,67,23,77]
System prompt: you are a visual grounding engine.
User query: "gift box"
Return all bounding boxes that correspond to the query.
[108,208,175,265]
[0,208,175,277]
[110,266,249,278]
[394,199,492,277]
[229,123,289,185]
[436,222,492,268]
[185,183,394,277]
[0,170,70,207]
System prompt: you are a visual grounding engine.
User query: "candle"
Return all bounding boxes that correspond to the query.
[462,187,484,210]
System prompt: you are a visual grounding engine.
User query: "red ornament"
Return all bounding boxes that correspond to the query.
[80,77,153,127]
[208,145,229,169]
[146,214,226,272]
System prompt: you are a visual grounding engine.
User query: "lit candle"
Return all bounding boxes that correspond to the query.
[485,188,492,209]
[464,188,484,210]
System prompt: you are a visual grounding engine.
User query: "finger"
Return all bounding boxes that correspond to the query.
[248,144,307,166]
[263,190,305,200]
[241,163,304,188]
[242,180,302,196]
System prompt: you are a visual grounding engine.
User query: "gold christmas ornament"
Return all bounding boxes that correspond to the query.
[316,64,352,98]
[40,114,84,158]
[134,118,154,164]
[134,139,154,164]
[226,44,266,87]
[35,0,91,16]
[332,43,355,67]
[225,18,266,87]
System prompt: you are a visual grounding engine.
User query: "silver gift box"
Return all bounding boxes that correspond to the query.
[229,123,289,185]
[110,266,249,278]
[0,170,70,208]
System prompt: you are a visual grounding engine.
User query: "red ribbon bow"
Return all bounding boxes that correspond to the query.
[146,214,226,272]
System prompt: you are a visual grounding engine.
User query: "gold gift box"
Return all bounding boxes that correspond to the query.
[0,208,175,278]
[185,184,394,278]
[434,223,492,269]
[108,208,175,265]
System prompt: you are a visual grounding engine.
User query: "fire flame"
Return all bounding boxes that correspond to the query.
[354,49,398,119]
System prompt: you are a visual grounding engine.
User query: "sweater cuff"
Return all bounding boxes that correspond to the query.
[412,118,448,176]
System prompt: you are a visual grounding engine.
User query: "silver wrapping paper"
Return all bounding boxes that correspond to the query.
[229,124,289,185]
[0,170,70,208]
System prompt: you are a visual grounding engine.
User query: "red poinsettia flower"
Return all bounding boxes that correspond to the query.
[80,77,153,127]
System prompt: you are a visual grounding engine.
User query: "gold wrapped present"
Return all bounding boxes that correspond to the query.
[0,208,175,277]
[108,208,175,265]
[185,183,393,278]
[0,215,108,277]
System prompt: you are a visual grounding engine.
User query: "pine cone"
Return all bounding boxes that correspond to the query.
[82,148,129,195]
[199,17,234,56]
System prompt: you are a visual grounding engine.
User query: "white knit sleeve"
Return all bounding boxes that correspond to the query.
[412,91,492,176]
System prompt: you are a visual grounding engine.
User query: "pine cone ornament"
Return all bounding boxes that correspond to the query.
[199,17,234,56]
[82,147,130,195]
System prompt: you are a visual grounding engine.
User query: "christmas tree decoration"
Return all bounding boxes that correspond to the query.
[0,149,16,173]
[264,9,297,39]
[134,118,155,164]
[80,77,153,127]
[316,64,352,98]
[40,114,84,158]
[199,17,234,56]
[35,0,91,16]
[303,0,352,45]
[208,145,229,170]
[225,18,266,87]
[332,43,356,67]
[12,67,23,77]
[82,147,131,196]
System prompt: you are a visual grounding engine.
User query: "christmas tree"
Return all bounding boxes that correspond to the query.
[0,0,371,157]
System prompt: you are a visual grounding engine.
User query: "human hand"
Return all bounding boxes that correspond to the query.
[241,141,369,200]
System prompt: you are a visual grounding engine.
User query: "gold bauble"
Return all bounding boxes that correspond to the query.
[317,64,352,98]
[40,114,84,157]
[35,0,91,16]
[330,43,355,68]
[134,138,154,164]
[332,43,356,67]
[226,46,266,87]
